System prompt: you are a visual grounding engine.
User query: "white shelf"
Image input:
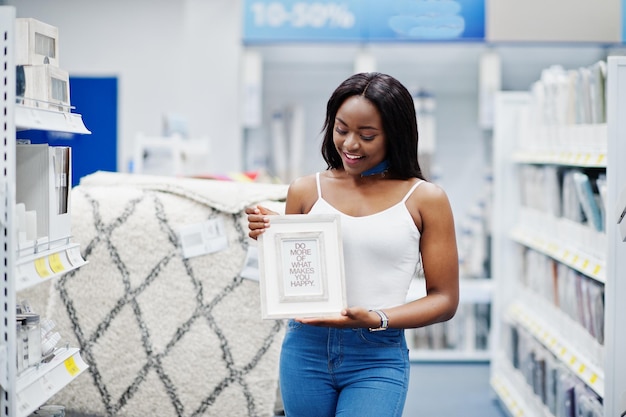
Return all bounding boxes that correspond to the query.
[16,242,88,292]
[512,150,606,167]
[507,302,604,397]
[15,104,91,134]
[15,347,88,417]
[491,353,554,417]
[511,123,607,168]
[491,60,626,416]
[510,226,606,284]
[2,8,92,416]
[407,277,493,304]
[409,349,490,362]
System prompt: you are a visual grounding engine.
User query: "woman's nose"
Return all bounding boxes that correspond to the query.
[344,132,359,150]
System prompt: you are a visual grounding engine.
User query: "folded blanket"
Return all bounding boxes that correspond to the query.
[22,173,288,417]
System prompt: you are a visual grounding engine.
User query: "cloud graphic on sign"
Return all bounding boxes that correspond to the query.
[388,0,465,39]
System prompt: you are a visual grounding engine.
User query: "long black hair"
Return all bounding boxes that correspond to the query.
[320,72,424,180]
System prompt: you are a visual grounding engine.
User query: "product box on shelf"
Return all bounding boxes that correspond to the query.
[16,144,72,252]
[21,64,70,111]
[15,18,59,67]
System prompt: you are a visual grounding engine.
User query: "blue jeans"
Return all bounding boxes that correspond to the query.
[279,320,410,417]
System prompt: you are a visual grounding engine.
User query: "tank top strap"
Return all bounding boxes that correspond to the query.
[401,179,425,203]
[315,172,323,199]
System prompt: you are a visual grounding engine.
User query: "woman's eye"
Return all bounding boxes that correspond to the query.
[361,135,376,141]
[334,127,347,135]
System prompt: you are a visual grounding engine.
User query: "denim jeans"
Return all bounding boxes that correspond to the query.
[279,320,410,417]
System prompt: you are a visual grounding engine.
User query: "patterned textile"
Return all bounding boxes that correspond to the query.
[23,174,288,417]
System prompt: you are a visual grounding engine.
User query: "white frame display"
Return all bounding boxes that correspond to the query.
[257,214,346,319]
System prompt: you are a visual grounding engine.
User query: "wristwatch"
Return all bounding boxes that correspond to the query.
[368,309,389,332]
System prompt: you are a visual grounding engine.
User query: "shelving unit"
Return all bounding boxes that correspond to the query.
[490,57,626,416]
[406,278,493,362]
[1,7,89,417]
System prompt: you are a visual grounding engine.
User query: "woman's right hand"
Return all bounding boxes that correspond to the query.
[245,205,277,240]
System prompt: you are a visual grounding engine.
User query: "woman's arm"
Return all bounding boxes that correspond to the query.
[382,182,459,329]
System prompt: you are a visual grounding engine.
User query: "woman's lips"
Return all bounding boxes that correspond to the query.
[343,152,364,165]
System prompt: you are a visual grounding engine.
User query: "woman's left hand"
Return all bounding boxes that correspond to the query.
[296,307,377,329]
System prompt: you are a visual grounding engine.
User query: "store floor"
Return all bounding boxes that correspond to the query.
[402,361,506,417]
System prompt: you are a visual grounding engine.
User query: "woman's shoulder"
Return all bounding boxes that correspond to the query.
[288,172,318,194]
[286,173,322,213]
[409,179,451,205]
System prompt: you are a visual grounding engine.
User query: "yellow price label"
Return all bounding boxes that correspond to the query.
[34,258,51,278]
[578,364,586,374]
[569,356,577,365]
[597,154,606,165]
[590,373,598,384]
[64,356,81,376]
[582,259,589,269]
[48,253,65,274]
[593,265,601,276]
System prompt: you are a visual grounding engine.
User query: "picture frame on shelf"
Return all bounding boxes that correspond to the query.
[257,214,346,319]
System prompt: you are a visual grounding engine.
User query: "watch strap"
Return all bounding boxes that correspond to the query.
[368,309,389,332]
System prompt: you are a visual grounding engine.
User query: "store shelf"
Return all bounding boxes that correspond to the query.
[15,347,88,417]
[510,226,605,284]
[491,373,529,417]
[491,354,553,417]
[507,302,604,397]
[512,150,606,168]
[409,349,491,362]
[511,123,607,168]
[15,104,91,134]
[407,277,493,304]
[15,242,87,292]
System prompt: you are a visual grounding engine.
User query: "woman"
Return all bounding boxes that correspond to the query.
[246,72,459,417]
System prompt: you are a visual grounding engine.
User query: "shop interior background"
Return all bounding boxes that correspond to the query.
[4,0,625,229]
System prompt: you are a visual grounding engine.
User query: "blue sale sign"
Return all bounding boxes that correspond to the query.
[242,0,485,43]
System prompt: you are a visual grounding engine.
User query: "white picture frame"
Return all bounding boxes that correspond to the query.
[257,214,347,319]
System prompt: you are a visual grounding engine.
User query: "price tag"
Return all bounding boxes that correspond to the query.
[30,108,42,126]
[34,257,51,278]
[16,391,31,414]
[49,252,66,274]
[66,246,84,267]
[593,264,602,276]
[178,218,228,259]
[64,355,81,376]
[41,374,55,394]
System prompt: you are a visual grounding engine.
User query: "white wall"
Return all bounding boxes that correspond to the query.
[8,0,243,174]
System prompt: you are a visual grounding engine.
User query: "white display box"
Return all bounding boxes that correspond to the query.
[16,144,72,251]
[16,18,59,67]
[22,65,70,111]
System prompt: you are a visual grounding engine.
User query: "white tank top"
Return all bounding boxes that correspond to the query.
[309,172,424,309]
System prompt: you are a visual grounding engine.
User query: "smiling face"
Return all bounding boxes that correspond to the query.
[333,95,387,176]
